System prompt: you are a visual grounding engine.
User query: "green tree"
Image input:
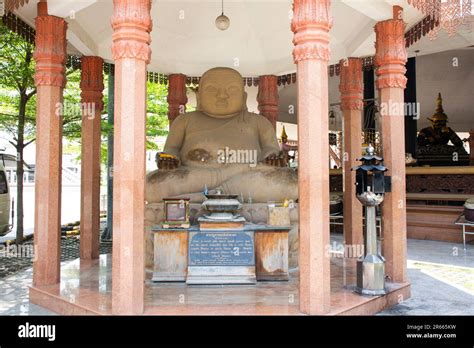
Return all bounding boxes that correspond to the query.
[0,23,37,244]
[61,77,171,168]
[0,24,82,243]
[146,82,170,150]
[0,22,171,244]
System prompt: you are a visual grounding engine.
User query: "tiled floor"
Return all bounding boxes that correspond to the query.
[1,236,473,315]
[0,268,56,315]
[30,253,403,315]
[379,238,474,315]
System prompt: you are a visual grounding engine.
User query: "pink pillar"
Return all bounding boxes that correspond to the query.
[80,56,104,260]
[111,0,152,314]
[32,8,67,286]
[167,74,187,125]
[257,75,279,128]
[339,58,364,248]
[292,0,332,315]
[375,9,408,283]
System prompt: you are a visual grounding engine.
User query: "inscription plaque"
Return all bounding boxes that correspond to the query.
[189,231,255,266]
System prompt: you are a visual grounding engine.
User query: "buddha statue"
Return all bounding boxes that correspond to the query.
[146,67,298,203]
[416,93,468,166]
[417,93,463,148]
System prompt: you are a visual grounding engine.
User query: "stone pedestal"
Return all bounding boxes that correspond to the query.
[152,230,188,282]
[146,202,299,271]
[255,230,289,280]
[151,224,290,284]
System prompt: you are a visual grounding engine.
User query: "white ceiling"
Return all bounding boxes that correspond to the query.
[13,0,473,130]
[15,0,473,75]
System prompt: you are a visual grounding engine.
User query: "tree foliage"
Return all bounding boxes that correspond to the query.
[0,20,170,244]
[0,23,36,148]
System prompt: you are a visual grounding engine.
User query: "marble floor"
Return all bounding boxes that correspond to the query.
[1,235,473,315]
[26,253,407,315]
[25,243,409,315]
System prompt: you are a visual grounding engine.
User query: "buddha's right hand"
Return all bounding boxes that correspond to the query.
[156,152,180,170]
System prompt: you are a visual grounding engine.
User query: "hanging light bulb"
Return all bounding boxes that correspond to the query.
[215,0,230,31]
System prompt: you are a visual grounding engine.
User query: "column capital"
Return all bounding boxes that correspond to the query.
[167,73,188,123]
[374,19,407,89]
[111,0,153,63]
[291,0,332,63]
[34,15,67,87]
[81,56,105,111]
[339,58,363,111]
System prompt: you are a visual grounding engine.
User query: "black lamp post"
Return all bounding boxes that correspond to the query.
[352,144,387,295]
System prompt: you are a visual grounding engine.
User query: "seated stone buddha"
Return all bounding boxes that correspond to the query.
[146,67,298,203]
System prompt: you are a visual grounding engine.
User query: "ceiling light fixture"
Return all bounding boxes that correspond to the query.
[215,0,230,31]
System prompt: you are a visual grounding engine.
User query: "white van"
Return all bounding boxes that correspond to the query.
[0,161,11,236]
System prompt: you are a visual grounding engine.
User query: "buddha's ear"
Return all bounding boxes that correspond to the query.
[242,91,248,111]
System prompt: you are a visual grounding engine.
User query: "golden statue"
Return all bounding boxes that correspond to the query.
[416,93,468,166]
[146,67,298,203]
[280,125,298,162]
[417,93,463,147]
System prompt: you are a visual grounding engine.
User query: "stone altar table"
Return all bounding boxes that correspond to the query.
[151,224,290,284]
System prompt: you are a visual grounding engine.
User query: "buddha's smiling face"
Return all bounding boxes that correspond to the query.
[198,68,245,118]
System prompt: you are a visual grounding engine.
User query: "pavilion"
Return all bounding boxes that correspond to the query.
[3,0,473,315]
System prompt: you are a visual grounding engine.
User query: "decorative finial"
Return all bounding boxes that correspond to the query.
[436,92,444,113]
[428,92,448,122]
[281,125,288,140]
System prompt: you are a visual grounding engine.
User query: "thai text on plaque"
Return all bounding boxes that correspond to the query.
[188,231,255,266]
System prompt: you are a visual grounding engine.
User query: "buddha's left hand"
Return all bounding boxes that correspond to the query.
[264,152,287,167]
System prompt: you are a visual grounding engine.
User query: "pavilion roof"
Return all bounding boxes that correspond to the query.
[6,0,473,77]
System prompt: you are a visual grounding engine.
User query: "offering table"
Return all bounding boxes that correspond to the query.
[151,224,290,284]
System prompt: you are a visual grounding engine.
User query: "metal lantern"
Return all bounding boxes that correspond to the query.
[352,144,387,296]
